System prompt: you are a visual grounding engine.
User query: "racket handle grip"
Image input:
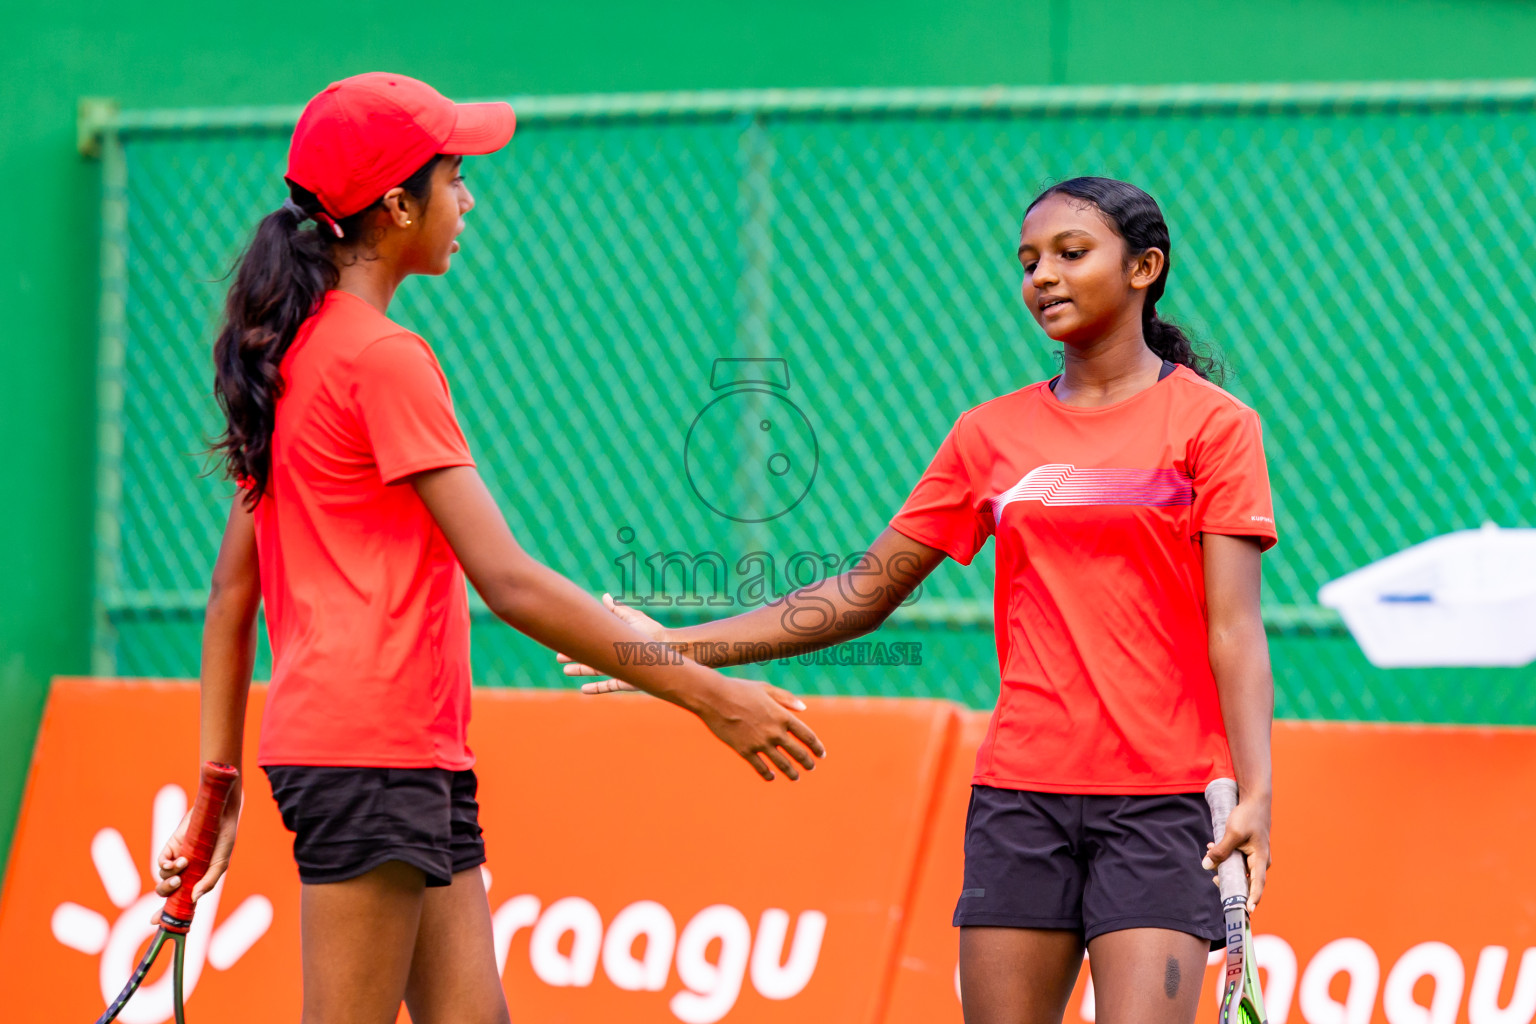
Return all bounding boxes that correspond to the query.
[160,761,239,933]
[1204,777,1247,904]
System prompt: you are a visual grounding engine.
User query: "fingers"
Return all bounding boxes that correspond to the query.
[158,854,188,881]
[1202,826,1242,870]
[766,685,807,712]
[557,650,605,677]
[191,866,224,903]
[1247,847,1269,911]
[786,717,827,759]
[764,746,800,781]
[745,751,774,782]
[579,679,639,695]
[778,732,819,772]
[155,873,181,899]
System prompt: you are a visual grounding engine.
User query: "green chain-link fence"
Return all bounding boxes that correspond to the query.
[86,82,1536,722]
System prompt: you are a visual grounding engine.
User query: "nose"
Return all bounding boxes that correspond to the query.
[461,183,476,215]
[1030,256,1058,290]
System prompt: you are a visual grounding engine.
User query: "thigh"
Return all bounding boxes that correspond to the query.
[265,766,457,887]
[403,867,510,1024]
[953,786,1086,931]
[1081,793,1222,945]
[300,860,426,1024]
[1086,927,1208,1024]
[959,926,1084,1024]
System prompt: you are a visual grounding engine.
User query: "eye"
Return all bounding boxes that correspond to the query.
[1063,248,1087,260]
[1022,260,1038,274]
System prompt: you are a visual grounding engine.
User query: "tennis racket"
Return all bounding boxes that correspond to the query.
[1205,777,1267,1024]
[95,761,239,1024]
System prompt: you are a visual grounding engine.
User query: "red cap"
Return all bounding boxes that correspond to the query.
[286,72,516,219]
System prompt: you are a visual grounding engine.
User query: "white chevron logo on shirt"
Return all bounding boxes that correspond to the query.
[986,464,1194,525]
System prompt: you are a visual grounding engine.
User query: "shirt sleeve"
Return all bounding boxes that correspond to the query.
[889,416,992,565]
[351,333,476,484]
[1190,402,1278,551]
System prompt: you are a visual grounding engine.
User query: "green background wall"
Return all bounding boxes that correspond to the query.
[4,0,1534,876]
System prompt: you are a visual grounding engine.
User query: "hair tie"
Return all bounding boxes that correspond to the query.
[312,209,345,239]
[280,198,344,239]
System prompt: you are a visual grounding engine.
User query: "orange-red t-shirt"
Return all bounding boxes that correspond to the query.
[890,365,1278,794]
[252,290,478,770]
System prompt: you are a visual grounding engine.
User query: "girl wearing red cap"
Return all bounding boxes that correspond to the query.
[565,178,1275,1024]
[152,73,823,1024]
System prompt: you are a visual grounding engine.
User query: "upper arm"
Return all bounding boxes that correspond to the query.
[1190,403,1278,553]
[887,417,993,566]
[863,526,948,606]
[353,334,475,484]
[410,465,532,607]
[209,494,260,606]
[1202,533,1264,639]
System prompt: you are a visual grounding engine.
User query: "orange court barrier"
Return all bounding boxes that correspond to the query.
[5,680,1536,1024]
[882,714,1536,1024]
[0,678,960,1024]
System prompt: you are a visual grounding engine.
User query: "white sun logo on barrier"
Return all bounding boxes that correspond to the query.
[48,783,274,1024]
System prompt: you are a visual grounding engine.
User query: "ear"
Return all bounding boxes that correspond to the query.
[1128,247,1166,292]
[380,186,412,228]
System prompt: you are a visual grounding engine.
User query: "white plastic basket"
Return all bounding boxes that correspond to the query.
[1317,525,1536,668]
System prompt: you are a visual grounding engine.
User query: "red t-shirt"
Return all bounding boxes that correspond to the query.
[252,290,478,770]
[890,365,1277,794]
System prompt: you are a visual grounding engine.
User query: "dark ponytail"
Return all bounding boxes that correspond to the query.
[1025,176,1222,383]
[210,156,444,506]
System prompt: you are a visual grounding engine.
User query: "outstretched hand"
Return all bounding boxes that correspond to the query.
[1202,794,1271,912]
[699,677,826,781]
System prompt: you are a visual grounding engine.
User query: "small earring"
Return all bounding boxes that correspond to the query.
[404,219,412,225]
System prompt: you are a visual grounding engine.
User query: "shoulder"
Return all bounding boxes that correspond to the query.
[954,381,1051,433]
[305,292,429,360]
[356,329,439,365]
[1166,367,1262,425]
[347,332,451,403]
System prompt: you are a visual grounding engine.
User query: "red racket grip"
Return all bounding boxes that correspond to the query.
[160,761,239,933]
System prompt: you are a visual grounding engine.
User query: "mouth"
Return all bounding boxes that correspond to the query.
[450,240,460,253]
[1038,297,1070,315]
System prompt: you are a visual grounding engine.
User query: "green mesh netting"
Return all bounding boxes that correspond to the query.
[93,85,1536,722]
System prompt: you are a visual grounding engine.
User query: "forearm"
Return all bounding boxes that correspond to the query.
[490,559,734,714]
[663,574,896,667]
[1209,624,1274,801]
[198,586,260,771]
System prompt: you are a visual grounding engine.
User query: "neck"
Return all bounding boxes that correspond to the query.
[1052,314,1165,407]
[334,254,407,314]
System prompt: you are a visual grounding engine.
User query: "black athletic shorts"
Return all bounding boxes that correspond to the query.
[263,765,486,887]
[953,785,1223,946]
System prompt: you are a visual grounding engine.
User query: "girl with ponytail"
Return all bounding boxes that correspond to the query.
[153,72,823,1023]
[565,176,1278,1024]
